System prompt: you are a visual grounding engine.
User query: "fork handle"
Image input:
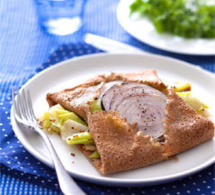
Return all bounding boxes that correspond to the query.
[36,126,87,195]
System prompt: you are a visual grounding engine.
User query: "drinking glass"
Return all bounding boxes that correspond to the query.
[36,0,87,36]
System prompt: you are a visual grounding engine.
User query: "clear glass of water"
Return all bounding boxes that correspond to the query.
[36,0,87,36]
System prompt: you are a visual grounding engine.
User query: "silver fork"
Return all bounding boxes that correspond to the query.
[12,87,87,195]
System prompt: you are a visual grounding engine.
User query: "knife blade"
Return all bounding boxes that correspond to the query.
[84,33,148,54]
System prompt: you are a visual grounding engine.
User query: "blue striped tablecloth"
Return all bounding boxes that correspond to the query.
[0,0,214,195]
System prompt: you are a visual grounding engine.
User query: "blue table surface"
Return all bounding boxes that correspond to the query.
[0,0,215,195]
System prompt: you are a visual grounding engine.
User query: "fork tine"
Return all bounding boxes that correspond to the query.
[12,87,19,116]
[17,88,27,120]
[21,89,32,121]
[12,87,23,123]
[13,87,34,125]
[26,89,36,122]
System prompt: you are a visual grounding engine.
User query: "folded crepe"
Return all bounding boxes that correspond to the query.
[46,69,214,175]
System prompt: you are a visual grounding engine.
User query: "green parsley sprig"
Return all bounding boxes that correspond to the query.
[130,0,215,38]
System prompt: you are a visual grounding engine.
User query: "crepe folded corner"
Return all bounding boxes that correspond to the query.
[46,69,214,175]
[86,111,167,174]
[163,91,214,156]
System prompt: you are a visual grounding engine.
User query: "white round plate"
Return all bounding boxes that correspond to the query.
[117,0,215,55]
[11,53,215,186]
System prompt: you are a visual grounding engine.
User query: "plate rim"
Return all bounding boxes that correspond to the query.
[116,0,215,56]
[10,53,215,187]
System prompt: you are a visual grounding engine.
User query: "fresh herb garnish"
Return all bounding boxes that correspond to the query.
[130,0,215,38]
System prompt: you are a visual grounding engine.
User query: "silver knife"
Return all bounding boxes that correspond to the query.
[84,33,148,54]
